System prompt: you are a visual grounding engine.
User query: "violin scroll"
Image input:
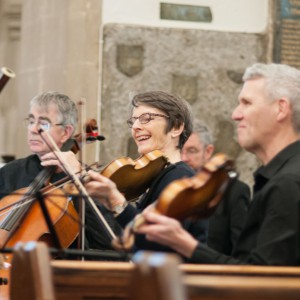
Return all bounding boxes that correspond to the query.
[70,118,105,153]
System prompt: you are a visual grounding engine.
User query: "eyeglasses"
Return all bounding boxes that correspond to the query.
[127,113,170,128]
[24,118,65,132]
[181,147,201,156]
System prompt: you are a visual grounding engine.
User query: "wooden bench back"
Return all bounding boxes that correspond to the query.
[8,242,300,300]
[10,242,55,300]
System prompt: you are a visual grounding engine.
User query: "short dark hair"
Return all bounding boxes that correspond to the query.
[130,91,193,149]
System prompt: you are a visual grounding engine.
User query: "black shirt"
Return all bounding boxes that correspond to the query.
[0,155,64,194]
[190,141,300,265]
[116,161,196,251]
[207,179,250,255]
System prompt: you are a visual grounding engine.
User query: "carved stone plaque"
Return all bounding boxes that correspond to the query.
[117,44,144,77]
[160,3,212,23]
[172,74,198,104]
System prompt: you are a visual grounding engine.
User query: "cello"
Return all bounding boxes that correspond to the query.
[0,118,109,252]
[0,118,108,251]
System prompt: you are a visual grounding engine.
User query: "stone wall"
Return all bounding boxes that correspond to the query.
[100,24,270,186]
[0,0,21,159]
[0,1,275,187]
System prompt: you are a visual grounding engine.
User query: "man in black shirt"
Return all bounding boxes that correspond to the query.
[0,91,119,251]
[135,63,300,266]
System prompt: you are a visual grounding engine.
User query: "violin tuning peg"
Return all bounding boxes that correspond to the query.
[96,135,105,141]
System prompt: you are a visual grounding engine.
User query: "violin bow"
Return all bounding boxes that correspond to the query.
[38,129,117,243]
[77,99,87,253]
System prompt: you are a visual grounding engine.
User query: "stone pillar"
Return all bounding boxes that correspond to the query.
[0,0,21,160]
[15,0,102,165]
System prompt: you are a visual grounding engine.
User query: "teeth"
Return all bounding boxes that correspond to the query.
[137,135,150,141]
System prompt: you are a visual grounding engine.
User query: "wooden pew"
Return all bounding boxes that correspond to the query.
[185,275,300,300]
[51,261,300,300]
[180,263,300,277]
[9,243,188,300]
[7,242,300,300]
[52,260,132,300]
[9,242,55,300]
[52,261,300,300]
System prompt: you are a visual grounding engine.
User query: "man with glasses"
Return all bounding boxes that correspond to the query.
[181,120,250,255]
[0,91,120,252]
[0,92,77,192]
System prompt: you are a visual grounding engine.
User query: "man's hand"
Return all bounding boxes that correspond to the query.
[135,211,198,258]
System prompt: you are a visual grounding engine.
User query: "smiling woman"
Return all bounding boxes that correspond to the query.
[78,91,197,251]
[48,90,202,253]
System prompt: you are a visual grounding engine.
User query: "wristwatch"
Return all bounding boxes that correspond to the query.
[112,201,128,217]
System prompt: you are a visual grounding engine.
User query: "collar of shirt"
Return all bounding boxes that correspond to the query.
[253,140,300,193]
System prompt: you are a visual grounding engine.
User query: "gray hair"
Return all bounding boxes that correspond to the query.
[243,63,300,133]
[193,120,214,147]
[30,91,78,134]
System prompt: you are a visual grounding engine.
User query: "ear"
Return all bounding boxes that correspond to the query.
[61,125,75,144]
[204,144,215,162]
[277,98,291,122]
[171,123,184,138]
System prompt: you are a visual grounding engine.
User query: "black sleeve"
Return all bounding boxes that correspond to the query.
[123,163,195,252]
[116,163,194,228]
[189,176,300,265]
[207,180,250,255]
[228,181,250,251]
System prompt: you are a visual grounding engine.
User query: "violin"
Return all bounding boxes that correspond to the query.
[101,150,169,201]
[63,150,169,201]
[113,153,237,250]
